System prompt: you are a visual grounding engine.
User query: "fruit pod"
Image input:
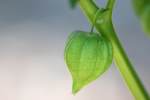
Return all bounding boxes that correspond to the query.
[64,31,113,94]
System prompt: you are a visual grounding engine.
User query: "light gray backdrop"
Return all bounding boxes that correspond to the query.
[0,0,149,100]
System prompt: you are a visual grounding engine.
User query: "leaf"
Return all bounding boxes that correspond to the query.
[69,0,78,9]
[132,0,149,16]
[140,4,150,35]
[64,31,113,94]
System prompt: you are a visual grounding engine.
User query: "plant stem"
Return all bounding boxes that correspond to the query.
[79,0,150,99]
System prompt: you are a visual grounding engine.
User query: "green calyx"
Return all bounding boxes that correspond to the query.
[65,0,115,94]
[64,31,113,94]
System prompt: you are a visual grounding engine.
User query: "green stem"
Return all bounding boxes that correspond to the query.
[90,9,102,33]
[79,0,150,99]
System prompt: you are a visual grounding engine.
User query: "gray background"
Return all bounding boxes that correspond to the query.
[0,0,149,100]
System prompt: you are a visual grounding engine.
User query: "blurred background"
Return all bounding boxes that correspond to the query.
[0,0,149,100]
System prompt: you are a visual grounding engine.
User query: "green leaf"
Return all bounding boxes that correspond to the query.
[132,0,150,35]
[140,4,150,35]
[69,0,78,9]
[132,0,149,16]
[64,31,113,94]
